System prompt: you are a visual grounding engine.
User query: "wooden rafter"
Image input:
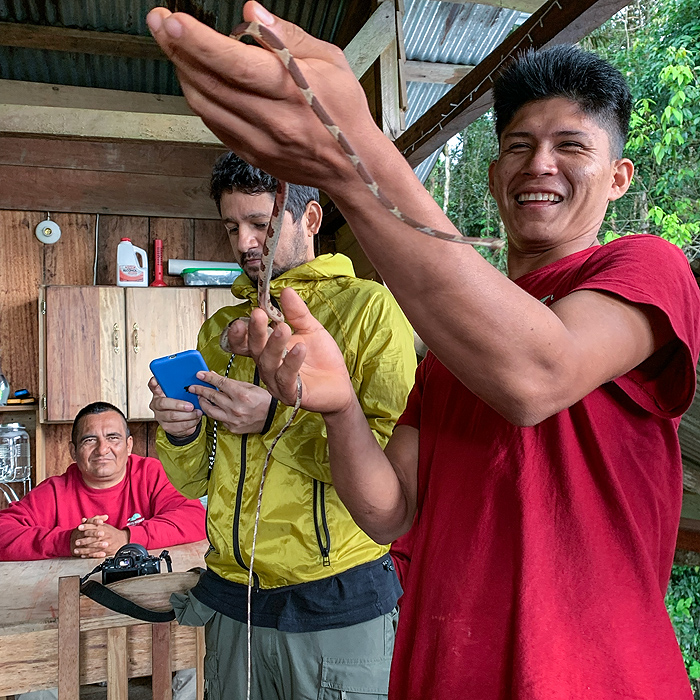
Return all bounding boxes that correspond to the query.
[404,60,475,84]
[0,104,220,145]
[432,0,546,14]
[0,21,164,60]
[395,0,632,168]
[343,2,396,79]
[0,79,193,115]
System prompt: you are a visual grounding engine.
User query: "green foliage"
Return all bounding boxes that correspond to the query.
[582,0,700,255]
[666,565,700,690]
[426,114,508,273]
[427,0,700,264]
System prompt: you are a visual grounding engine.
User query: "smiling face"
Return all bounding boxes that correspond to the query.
[69,411,133,489]
[488,97,633,275]
[220,190,319,283]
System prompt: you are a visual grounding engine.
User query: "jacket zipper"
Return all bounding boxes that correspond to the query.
[231,366,261,589]
[313,479,332,566]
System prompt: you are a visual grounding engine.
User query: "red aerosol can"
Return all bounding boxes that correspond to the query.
[151,239,167,287]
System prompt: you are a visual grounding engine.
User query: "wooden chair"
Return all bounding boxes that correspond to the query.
[57,573,204,700]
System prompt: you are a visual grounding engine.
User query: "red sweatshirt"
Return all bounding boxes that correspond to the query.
[0,454,206,561]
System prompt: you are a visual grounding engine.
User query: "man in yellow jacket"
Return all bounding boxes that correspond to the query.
[149,152,416,700]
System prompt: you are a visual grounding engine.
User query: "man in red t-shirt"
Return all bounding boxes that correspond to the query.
[0,401,206,560]
[146,9,700,700]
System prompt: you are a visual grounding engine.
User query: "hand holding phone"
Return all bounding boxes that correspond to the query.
[149,350,215,411]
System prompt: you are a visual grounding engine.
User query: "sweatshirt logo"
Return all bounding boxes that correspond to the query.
[127,512,144,525]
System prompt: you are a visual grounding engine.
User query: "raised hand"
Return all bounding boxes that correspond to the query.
[247,287,356,415]
[145,1,377,197]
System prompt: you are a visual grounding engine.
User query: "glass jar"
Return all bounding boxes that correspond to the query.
[0,423,31,482]
[0,358,9,406]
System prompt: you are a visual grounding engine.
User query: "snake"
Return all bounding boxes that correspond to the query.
[231,20,505,325]
[224,21,504,699]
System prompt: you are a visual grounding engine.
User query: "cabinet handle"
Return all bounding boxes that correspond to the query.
[132,323,140,353]
[201,300,206,317]
[112,323,120,353]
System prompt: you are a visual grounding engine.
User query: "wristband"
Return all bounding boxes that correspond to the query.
[260,397,278,434]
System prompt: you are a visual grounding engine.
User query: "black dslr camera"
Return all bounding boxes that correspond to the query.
[100,543,172,584]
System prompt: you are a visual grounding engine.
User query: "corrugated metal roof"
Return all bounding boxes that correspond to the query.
[0,0,523,172]
[0,0,348,95]
[404,0,529,180]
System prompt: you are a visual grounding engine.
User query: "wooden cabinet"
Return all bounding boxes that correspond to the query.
[205,287,246,319]
[39,286,206,422]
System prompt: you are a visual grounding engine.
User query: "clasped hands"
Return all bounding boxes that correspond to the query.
[70,515,129,559]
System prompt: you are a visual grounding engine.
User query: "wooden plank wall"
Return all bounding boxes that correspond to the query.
[0,136,232,482]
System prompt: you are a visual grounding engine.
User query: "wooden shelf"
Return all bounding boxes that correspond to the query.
[0,405,37,412]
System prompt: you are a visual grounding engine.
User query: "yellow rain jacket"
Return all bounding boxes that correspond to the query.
[156,254,416,589]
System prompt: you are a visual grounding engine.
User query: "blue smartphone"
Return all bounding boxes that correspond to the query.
[149,350,215,411]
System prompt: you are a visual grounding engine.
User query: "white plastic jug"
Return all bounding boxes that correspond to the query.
[117,238,148,287]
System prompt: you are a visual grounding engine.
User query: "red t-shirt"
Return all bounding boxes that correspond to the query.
[391,235,700,700]
[0,454,206,560]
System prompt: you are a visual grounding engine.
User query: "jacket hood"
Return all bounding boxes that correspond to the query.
[231,253,356,303]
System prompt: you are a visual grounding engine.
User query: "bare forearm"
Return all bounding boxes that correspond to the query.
[323,129,574,418]
[323,398,414,544]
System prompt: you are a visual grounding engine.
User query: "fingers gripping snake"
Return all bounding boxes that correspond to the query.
[231,20,504,326]
[225,21,504,698]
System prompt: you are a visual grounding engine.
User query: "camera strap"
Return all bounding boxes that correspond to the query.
[80,579,176,623]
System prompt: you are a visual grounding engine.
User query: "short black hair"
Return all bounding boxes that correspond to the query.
[71,402,129,446]
[210,152,320,222]
[493,45,632,159]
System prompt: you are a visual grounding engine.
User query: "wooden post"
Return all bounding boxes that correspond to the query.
[151,623,172,700]
[57,576,80,700]
[378,0,402,140]
[196,627,206,700]
[107,627,128,700]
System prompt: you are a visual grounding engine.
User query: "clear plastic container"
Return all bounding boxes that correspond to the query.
[182,267,242,286]
[0,423,31,482]
[0,356,9,406]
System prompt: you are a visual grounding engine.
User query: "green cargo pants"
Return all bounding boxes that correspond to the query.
[172,591,398,700]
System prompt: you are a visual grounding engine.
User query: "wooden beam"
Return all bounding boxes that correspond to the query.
[395,0,632,168]
[404,60,475,84]
[0,104,220,145]
[343,2,396,79]
[0,21,164,61]
[396,5,409,120]
[431,0,545,13]
[378,1,402,140]
[0,79,193,116]
[678,517,700,553]
[0,136,223,178]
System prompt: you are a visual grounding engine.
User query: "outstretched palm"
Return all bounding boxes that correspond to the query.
[244,287,356,414]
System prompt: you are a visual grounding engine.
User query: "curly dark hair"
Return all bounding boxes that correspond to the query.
[210,152,320,221]
[493,45,632,159]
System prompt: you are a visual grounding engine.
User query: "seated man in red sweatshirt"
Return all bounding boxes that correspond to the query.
[0,401,206,560]
[1,403,207,700]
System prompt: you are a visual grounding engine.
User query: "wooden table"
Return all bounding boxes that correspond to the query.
[0,541,208,697]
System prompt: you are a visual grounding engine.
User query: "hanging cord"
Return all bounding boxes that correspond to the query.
[246,375,302,700]
[207,353,236,476]
[212,318,303,699]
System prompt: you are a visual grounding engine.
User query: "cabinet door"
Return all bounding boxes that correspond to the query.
[205,287,246,319]
[43,286,126,422]
[125,288,206,420]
